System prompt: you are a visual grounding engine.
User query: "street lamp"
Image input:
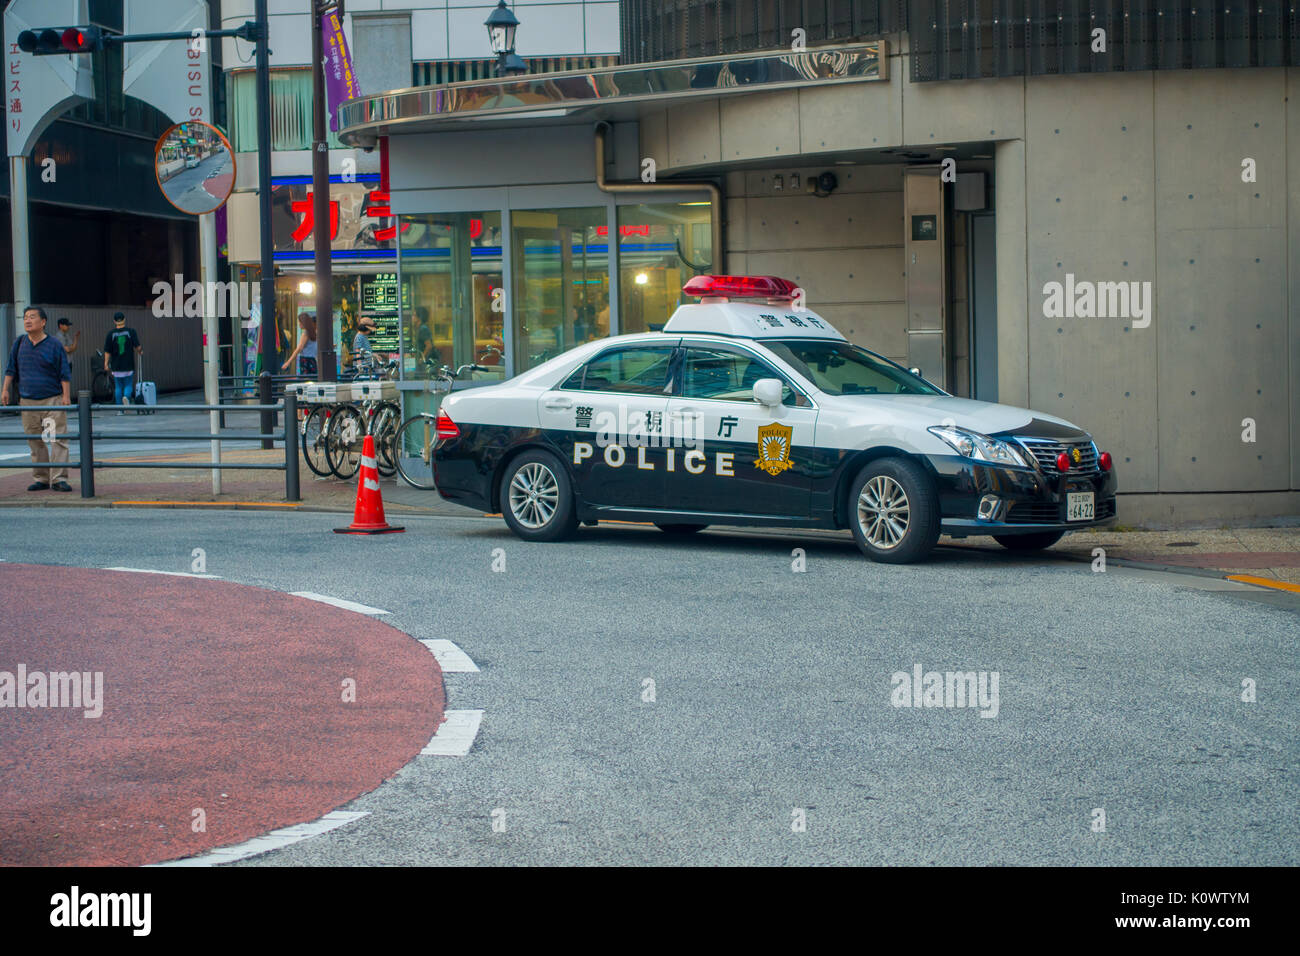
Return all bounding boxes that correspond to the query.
[485,1,526,77]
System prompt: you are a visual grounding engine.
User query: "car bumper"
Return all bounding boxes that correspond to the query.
[923,454,1118,537]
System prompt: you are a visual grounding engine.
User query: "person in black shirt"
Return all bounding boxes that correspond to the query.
[103,312,142,412]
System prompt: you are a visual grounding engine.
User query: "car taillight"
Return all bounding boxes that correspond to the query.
[1056,452,1071,472]
[435,410,460,441]
[1099,451,1113,472]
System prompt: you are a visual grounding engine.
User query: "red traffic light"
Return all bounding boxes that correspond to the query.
[60,26,102,53]
[16,25,102,55]
[1055,452,1071,472]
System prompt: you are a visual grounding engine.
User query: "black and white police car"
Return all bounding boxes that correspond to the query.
[433,274,1117,563]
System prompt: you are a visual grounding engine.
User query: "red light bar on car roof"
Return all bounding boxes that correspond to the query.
[682,275,799,300]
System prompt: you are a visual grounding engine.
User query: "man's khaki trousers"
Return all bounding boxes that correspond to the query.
[20,396,68,483]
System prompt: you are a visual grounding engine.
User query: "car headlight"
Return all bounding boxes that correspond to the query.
[927,425,1029,467]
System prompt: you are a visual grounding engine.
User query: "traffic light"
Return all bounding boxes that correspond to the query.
[16,26,104,56]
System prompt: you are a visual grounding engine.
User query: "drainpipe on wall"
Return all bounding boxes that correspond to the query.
[593,122,724,274]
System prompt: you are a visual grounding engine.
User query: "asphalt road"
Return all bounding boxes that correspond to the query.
[160,153,232,213]
[2,508,1296,865]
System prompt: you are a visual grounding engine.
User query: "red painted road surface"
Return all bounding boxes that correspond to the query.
[204,171,233,199]
[0,564,444,866]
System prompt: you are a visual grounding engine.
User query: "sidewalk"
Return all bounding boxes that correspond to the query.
[1024,526,1300,588]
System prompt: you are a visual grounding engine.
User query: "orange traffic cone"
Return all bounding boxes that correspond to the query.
[334,434,405,534]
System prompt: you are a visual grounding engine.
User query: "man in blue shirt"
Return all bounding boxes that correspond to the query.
[1,306,73,491]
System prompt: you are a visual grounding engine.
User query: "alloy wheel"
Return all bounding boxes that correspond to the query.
[508,462,560,530]
[857,474,910,550]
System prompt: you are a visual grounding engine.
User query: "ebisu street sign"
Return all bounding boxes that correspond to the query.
[4,0,94,158]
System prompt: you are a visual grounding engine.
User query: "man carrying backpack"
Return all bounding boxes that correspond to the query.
[103,311,142,414]
[1,306,72,491]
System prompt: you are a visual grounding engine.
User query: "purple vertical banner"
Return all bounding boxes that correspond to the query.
[321,10,359,133]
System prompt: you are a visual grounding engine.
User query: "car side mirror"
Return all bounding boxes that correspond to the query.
[752,378,784,407]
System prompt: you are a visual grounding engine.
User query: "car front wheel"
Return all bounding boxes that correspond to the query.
[848,458,941,564]
[500,450,578,542]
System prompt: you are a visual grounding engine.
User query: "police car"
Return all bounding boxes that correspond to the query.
[433,275,1117,563]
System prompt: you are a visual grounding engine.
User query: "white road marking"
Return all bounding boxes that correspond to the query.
[419,639,479,673]
[103,566,220,579]
[150,811,370,867]
[289,591,390,616]
[421,709,484,757]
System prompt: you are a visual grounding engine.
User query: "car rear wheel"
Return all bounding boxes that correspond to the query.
[500,450,578,542]
[848,458,940,564]
[993,531,1065,551]
[654,523,708,535]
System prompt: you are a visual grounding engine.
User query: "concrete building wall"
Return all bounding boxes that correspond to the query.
[1013,69,1294,513]
[722,164,909,367]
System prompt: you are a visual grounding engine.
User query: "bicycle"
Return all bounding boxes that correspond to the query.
[300,402,333,478]
[393,363,486,490]
[325,390,401,480]
[323,357,402,480]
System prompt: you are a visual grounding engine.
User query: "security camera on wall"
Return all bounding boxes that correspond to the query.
[806,171,838,197]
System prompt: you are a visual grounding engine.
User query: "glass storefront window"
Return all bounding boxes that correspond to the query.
[511,207,610,373]
[399,212,505,381]
[229,265,361,379]
[617,202,713,334]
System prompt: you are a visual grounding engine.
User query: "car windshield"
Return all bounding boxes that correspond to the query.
[763,340,944,396]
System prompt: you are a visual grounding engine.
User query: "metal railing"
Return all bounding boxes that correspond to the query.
[0,389,300,501]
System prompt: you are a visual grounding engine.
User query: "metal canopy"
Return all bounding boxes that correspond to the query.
[335,42,886,145]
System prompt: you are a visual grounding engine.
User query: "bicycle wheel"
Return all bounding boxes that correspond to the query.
[301,405,332,478]
[326,404,365,480]
[393,414,438,490]
[371,402,401,478]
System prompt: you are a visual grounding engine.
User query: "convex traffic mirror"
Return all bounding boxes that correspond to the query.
[154,121,235,216]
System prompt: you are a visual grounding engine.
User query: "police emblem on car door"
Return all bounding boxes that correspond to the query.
[755,422,794,476]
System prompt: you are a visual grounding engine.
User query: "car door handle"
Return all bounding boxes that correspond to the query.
[668,406,700,418]
[542,396,574,410]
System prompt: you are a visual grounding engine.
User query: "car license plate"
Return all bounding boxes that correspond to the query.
[1067,492,1095,522]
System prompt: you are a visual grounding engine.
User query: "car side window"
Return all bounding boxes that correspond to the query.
[561,346,677,395]
[680,347,802,406]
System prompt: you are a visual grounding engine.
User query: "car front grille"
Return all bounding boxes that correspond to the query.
[1006,497,1116,524]
[1015,437,1099,474]
[1006,502,1060,524]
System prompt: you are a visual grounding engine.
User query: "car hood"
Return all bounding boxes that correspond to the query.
[829,394,1090,439]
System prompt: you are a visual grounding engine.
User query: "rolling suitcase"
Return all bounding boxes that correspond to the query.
[134,358,157,415]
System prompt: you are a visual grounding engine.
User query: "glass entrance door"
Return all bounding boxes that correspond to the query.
[511,207,610,373]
